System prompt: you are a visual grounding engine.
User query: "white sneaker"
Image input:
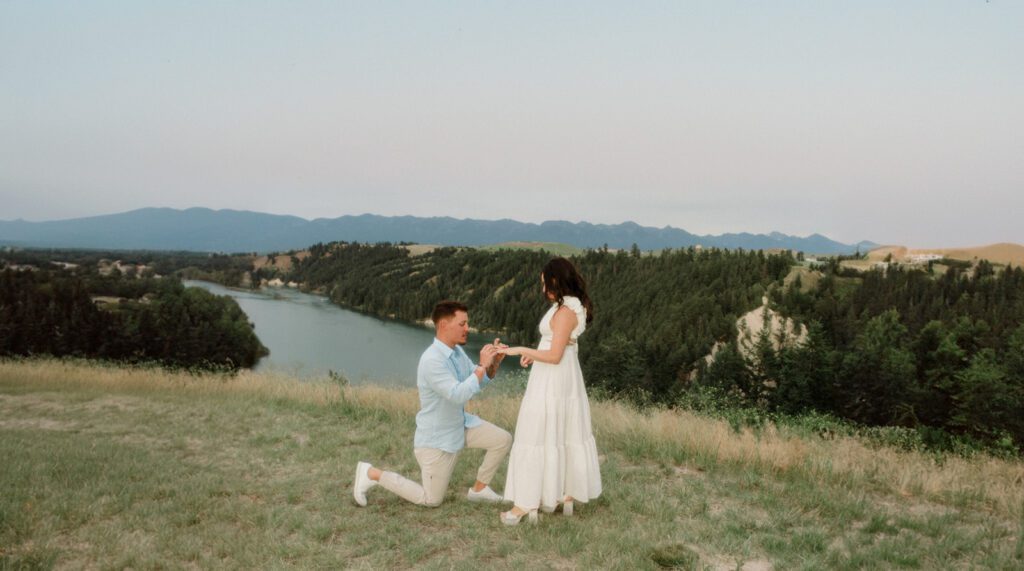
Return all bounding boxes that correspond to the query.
[353,461,377,506]
[467,485,504,503]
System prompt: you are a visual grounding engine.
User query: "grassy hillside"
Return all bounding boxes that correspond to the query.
[867,243,1024,267]
[481,241,585,257]
[2,359,1022,569]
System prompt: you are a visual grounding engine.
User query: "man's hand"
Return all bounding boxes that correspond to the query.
[519,355,533,368]
[492,338,508,363]
[486,338,508,378]
[479,343,498,368]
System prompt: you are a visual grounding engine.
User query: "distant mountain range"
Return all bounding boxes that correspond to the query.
[0,208,877,254]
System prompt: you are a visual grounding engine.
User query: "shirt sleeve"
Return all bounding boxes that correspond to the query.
[422,356,480,405]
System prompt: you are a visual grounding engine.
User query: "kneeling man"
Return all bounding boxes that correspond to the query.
[353,300,512,507]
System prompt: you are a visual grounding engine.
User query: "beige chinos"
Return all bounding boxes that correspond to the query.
[377,420,511,507]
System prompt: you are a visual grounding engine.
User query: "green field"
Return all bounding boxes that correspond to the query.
[2,359,1022,569]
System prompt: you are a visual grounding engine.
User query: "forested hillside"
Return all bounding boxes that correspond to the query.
[0,268,267,370]
[0,247,256,288]
[714,262,1024,450]
[285,242,1024,452]
[287,242,793,398]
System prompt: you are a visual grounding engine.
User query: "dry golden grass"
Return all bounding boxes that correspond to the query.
[482,242,584,256]
[839,259,879,272]
[782,266,822,292]
[868,243,1024,266]
[936,243,1024,266]
[4,358,1022,518]
[252,251,311,271]
[592,404,1024,516]
[400,244,441,256]
[866,245,909,262]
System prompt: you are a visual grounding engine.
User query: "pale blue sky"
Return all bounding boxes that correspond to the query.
[2,1,1021,246]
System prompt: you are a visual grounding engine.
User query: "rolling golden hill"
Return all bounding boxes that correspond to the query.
[868,243,1024,266]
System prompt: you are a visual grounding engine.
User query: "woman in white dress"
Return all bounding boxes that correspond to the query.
[497,257,602,525]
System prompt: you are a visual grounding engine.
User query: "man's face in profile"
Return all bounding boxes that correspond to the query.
[438,310,470,346]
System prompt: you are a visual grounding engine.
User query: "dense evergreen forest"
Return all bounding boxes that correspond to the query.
[0,265,267,370]
[721,262,1024,451]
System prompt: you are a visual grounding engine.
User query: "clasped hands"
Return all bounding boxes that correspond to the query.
[478,338,533,370]
[478,338,508,370]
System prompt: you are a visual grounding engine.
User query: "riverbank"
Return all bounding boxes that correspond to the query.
[183,280,518,382]
[186,276,505,335]
[2,359,1022,569]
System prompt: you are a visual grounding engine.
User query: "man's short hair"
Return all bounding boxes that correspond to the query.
[432,300,468,325]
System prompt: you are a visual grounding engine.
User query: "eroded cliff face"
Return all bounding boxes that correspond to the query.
[705,296,807,366]
[735,296,808,357]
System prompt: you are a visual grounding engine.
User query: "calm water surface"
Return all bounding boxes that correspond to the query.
[185,281,517,386]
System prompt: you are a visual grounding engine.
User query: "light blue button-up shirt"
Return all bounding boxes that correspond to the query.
[414,338,491,453]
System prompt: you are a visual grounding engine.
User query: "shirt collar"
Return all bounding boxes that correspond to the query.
[432,337,455,359]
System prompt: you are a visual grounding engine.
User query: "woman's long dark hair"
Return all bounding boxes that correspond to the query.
[542,257,594,324]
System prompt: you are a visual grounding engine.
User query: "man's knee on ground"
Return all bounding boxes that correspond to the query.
[423,498,444,508]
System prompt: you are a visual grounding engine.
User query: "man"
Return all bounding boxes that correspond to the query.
[353,300,512,507]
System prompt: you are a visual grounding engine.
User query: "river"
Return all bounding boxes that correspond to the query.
[184,280,518,386]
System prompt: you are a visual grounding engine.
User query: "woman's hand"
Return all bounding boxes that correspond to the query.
[498,346,532,366]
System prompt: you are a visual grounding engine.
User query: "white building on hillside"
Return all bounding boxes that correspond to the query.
[907,254,943,264]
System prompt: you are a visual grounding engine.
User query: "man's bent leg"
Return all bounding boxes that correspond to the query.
[465,420,513,485]
[377,448,457,507]
[415,448,458,506]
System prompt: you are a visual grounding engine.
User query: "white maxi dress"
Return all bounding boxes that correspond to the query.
[503,296,602,511]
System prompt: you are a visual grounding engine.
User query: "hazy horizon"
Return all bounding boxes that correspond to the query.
[3,2,1022,248]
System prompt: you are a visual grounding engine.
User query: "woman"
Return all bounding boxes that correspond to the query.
[497,257,602,525]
